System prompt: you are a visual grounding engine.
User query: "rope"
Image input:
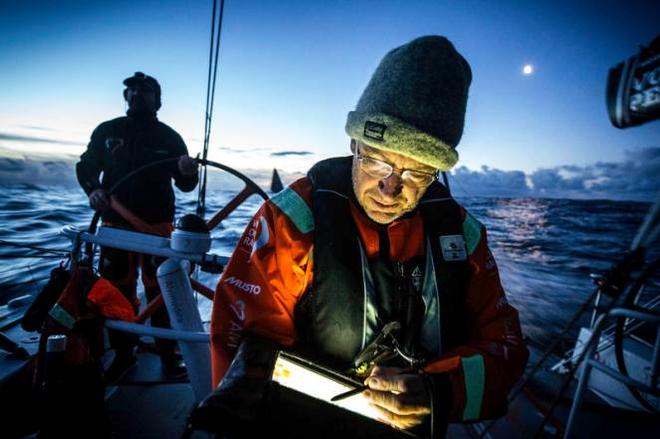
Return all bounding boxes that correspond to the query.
[0,264,36,275]
[196,0,218,220]
[0,239,68,256]
[447,170,475,199]
[478,286,600,438]
[196,0,226,219]
[0,254,64,259]
[0,276,50,289]
[480,217,656,437]
[441,172,451,195]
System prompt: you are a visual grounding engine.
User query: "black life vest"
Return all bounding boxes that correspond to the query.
[293,157,475,372]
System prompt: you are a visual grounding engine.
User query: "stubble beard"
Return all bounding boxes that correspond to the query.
[352,166,412,224]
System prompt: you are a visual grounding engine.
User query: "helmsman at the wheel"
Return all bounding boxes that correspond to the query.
[75,72,199,381]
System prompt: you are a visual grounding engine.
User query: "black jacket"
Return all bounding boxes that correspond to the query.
[76,113,198,224]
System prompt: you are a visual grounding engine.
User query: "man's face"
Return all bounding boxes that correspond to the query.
[351,140,437,224]
[125,84,157,112]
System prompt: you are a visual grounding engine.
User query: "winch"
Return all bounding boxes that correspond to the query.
[171,214,211,254]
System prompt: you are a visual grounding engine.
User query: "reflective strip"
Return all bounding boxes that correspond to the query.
[419,237,441,356]
[462,213,482,255]
[358,238,378,350]
[270,187,314,234]
[49,304,76,330]
[461,355,485,420]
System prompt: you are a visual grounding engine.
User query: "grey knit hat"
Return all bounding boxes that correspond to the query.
[345,36,472,170]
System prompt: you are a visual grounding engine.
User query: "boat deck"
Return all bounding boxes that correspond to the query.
[3,312,659,439]
[105,352,195,439]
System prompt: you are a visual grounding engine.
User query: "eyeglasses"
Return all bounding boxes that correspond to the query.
[356,149,437,187]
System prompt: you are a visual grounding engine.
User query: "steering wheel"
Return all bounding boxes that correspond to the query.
[84,157,269,323]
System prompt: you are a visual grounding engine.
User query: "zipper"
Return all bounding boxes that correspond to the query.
[394,260,405,326]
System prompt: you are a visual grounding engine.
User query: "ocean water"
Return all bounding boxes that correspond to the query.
[0,184,655,349]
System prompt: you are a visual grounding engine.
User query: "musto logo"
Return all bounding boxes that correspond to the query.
[224,276,262,295]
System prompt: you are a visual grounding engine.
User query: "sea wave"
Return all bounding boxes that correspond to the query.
[0,184,655,348]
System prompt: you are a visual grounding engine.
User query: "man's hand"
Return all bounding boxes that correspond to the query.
[178,155,198,176]
[364,366,431,430]
[88,189,111,212]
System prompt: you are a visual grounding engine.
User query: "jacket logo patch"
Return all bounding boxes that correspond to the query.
[229,299,246,321]
[241,218,260,254]
[251,216,270,256]
[495,296,509,310]
[411,265,423,291]
[439,235,467,261]
[364,121,387,141]
[485,251,497,271]
[227,299,245,348]
[105,137,124,153]
[224,276,262,296]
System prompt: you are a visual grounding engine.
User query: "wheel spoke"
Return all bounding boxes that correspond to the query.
[83,159,269,336]
[207,185,255,230]
[135,294,164,324]
[191,278,215,300]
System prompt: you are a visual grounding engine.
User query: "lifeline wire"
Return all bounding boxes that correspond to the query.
[0,254,64,259]
[481,198,660,438]
[0,276,50,290]
[478,286,600,438]
[0,239,68,257]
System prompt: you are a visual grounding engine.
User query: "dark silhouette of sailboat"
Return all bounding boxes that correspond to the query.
[270,168,283,193]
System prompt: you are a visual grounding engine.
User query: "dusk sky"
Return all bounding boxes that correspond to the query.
[1,0,658,198]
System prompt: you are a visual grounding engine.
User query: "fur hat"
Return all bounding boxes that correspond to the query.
[345,36,472,170]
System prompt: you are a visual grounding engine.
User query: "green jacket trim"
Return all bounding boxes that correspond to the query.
[49,303,76,330]
[461,354,485,420]
[462,213,482,256]
[270,187,315,234]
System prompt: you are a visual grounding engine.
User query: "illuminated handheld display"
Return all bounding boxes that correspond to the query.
[271,351,382,422]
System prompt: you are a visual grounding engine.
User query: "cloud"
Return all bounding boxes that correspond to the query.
[0,155,305,193]
[449,146,659,201]
[215,146,272,153]
[205,167,304,192]
[16,125,58,132]
[529,168,586,191]
[449,166,531,198]
[0,132,85,146]
[527,147,660,200]
[1,146,656,201]
[0,157,78,186]
[270,150,314,157]
[213,147,313,157]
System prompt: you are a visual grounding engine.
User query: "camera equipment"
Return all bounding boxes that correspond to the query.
[607,34,660,129]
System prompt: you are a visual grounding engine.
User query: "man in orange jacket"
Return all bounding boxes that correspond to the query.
[211,36,528,436]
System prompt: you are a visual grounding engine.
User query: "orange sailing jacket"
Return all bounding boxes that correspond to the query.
[211,167,528,422]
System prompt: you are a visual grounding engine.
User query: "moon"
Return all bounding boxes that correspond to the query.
[523,64,534,75]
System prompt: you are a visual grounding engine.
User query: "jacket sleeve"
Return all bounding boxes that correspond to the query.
[424,212,529,422]
[170,131,198,192]
[76,125,105,195]
[210,179,314,387]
